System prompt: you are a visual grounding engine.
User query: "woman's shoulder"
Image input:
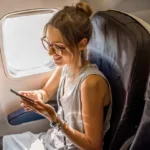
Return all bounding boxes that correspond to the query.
[80,63,105,79]
[80,64,110,96]
[81,74,108,91]
[81,72,111,106]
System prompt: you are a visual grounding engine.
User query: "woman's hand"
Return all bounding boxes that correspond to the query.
[20,93,57,122]
[19,91,43,111]
[19,91,43,101]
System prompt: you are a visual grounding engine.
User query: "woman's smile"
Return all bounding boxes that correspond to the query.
[53,55,62,62]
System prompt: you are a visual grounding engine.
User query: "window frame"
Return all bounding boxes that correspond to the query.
[0,8,59,81]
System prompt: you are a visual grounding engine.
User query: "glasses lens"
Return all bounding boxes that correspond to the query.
[42,38,49,51]
[52,45,63,55]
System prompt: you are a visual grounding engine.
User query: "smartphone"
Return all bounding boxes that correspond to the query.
[10,89,35,104]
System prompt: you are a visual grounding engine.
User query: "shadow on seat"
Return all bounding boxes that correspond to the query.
[87,10,150,150]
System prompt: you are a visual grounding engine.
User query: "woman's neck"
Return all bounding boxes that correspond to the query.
[67,59,90,74]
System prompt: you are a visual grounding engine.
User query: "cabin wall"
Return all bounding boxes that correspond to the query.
[116,0,150,24]
[1,0,150,23]
[83,0,150,23]
[82,0,150,12]
[115,0,150,13]
[1,0,150,19]
[0,0,79,18]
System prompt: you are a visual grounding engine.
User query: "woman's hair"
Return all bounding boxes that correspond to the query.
[44,2,93,77]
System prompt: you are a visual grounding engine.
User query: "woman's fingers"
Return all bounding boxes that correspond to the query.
[19,91,34,99]
[34,101,56,119]
[19,91,43,103]
[19,91,32,95]
[22,100,43,112]
[34,101,51,112]
[21,100,55,121]
[35,101,50,109]
[21,99,55,118]
[21,100,47,113]
[24,107,32,112]
[21,102,37,112]
[19,92,43,113]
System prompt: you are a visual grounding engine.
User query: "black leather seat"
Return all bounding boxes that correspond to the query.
[87,10,150,150]
[129,75,150,150]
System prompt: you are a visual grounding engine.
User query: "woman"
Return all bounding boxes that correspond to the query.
[3,2,112,150]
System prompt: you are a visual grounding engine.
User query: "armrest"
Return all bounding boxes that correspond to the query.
[8,100,58,125]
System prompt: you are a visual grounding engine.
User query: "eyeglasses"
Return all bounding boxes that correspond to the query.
[41,37,66,55]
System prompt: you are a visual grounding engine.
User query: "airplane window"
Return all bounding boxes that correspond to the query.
[1,9,58,78]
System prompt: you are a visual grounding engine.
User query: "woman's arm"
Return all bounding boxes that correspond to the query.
[56,75,110,150]
[37,66,63,103]
[23,74,110,149]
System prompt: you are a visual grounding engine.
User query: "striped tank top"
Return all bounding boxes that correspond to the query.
[43,63,112,150]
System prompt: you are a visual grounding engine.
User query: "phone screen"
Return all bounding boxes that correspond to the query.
[10,89,35,104]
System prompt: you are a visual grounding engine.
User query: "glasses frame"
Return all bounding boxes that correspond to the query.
[41,36,66,55]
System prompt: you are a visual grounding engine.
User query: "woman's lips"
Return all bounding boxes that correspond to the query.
[53,56,62,61]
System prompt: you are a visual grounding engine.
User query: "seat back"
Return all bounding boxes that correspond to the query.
[129,74,150,150]
[87,10,150,150]
[128,17,150,149]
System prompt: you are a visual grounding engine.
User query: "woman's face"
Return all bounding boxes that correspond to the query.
[45,26,74,66]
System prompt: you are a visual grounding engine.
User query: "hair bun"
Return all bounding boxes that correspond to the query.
[76,2,93,17]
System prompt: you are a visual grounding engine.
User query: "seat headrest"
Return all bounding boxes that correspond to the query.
[87,11,138,90]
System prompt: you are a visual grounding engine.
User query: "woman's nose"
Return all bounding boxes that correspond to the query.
[48,47,55,56]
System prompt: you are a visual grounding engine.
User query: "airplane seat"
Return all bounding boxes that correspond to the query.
[128,74,150,150]
[119,13,150,150]
[87,10,150,150]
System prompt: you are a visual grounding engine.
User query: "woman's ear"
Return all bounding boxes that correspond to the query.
[78,38,88,51]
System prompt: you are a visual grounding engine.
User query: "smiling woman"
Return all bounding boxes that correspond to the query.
[2,2,112,150]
